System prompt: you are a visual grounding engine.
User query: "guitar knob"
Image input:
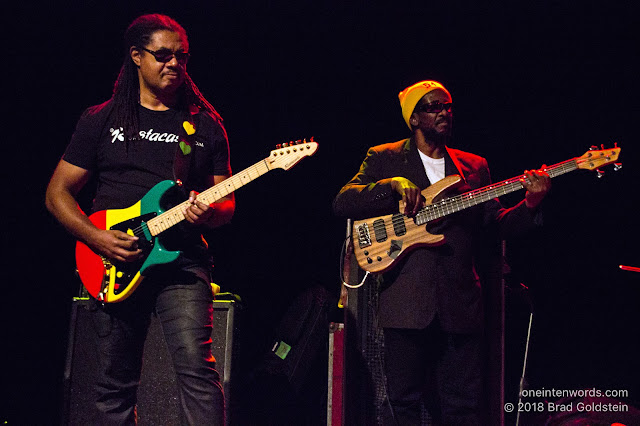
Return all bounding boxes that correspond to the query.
[614,163,623,171]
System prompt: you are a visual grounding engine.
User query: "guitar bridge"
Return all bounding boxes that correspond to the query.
[98,257,113,301]
[355,222,372,249]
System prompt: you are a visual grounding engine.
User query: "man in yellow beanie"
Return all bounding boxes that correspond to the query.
[333,80,550,424]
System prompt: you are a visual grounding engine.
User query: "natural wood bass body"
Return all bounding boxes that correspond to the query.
[352,147,621,273]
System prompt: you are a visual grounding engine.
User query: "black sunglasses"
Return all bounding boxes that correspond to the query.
[138,47,190,65]
[416,102,453,114]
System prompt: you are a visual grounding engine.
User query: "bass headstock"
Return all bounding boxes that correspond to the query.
[576,144,621,176]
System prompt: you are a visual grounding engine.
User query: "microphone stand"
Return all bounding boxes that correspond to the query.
[515,282,533,426]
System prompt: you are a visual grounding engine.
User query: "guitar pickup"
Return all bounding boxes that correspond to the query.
[391,212,406,236]
[373,219,387,242]
[355,223,372,249]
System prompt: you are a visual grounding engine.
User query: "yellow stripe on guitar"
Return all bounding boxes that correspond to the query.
[104,268,144,303]
[105,201,142,229]
[101,201,144,303]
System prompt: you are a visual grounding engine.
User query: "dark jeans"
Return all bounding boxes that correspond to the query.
[90,266,224,425]
[382,321,483,426]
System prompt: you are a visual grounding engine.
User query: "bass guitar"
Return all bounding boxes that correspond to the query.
[352,146,621,273]
[76,139,318,303]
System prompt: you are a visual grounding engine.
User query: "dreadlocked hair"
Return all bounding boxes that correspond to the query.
[111,14,222,143]
[183,73,223,122]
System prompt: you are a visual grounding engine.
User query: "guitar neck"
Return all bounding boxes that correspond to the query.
[415,157,578,224]
[146,158,272,236]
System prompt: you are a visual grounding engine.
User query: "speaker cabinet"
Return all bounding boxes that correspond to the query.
[61,298,240,425]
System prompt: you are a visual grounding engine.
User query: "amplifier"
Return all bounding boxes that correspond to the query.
[61,298,240,425]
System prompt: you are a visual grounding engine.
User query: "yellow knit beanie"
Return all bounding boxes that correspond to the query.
[398,80,451,128]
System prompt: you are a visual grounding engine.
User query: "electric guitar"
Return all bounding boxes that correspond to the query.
[352,146,621,273]
[76,139,318,303]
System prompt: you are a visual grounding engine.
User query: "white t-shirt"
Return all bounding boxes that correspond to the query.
[418,150,446,185]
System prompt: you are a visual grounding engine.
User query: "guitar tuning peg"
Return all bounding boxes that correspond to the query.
[614,163,623,171]
[296,139,302,145]
[596,169,605,178]
[276,144,282,149]
[589,145,598,151]
[310,136,315,142]
[614,142,618,148]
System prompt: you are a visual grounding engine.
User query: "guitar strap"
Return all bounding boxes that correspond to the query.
[173,105,201,191]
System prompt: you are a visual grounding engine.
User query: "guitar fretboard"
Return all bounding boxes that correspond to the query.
[146,159,271,236]
[414,158,577,225]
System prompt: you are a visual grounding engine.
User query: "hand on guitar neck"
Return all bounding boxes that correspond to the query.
[390,165,552,217]
[521,167,551,209]
[183,189,235,229]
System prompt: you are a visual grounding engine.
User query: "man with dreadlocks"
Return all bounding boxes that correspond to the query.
[46,14,232,425]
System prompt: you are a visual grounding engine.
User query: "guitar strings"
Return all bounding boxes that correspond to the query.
[371,158,579,236]
[119,159,272,239]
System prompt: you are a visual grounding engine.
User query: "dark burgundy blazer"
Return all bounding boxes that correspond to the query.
[333,138,539,332]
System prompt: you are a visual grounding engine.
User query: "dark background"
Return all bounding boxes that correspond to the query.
[3,1,639,424]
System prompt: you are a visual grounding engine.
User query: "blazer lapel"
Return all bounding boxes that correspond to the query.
[403,138,431,188]
[445,146,468,183]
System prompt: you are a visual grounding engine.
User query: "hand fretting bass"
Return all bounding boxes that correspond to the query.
[352,146,621,273]
[76,140,318,303]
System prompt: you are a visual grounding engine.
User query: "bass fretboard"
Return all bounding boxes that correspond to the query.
[414,158,577,225]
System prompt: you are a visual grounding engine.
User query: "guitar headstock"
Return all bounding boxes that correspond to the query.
[267,137,319,170]
[576,145,621,171]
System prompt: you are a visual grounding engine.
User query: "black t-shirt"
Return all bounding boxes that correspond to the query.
[64,101,231,213]
[63,100,232,264]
